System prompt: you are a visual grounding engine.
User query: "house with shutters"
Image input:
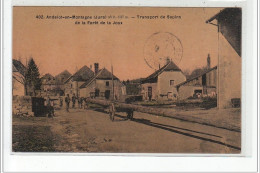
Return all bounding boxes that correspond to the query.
[64,65,94,97]
[141,60,186,101]
[79,63,126,101]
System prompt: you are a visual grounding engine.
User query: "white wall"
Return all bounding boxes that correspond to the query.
[218,33,241,108]
[158,71,186,100]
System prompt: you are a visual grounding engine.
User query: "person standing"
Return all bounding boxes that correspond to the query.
[83,97,88,109]
[59,96,63,108]
[72,94,76,109]
[65,94,70,112]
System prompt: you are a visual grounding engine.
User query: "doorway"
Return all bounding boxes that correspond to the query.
[105,90,110,99]
[148,87,152,101]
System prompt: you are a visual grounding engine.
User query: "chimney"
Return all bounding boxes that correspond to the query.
[90,64,92,71]
[94,63,99,74]
[207,54,211,69]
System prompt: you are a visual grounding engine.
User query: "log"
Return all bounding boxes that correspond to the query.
[85,98,240,132]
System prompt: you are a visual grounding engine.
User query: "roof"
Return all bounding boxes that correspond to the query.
[42,73,54,79]
[206,8,241,23]
[64,65,94,83]
[79,68,119,88]
[13,59,26,76]
[55,70,71,84]
[176,66,217,87]
[206,8,242,56]
[142,61,182,84]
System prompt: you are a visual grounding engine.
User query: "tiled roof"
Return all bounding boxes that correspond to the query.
[176,66,217,87]
[142,61,182,83]
[64,65,94,83]
[80,68,119,88]
[55,70,71,84]
[42,73,54,79]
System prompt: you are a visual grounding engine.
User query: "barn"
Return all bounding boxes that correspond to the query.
[176,66,217,100]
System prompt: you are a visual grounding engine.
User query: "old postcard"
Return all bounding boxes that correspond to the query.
[12,7,241,153]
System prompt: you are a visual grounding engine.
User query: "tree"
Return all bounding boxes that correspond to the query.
[187,66,208,80]
[25,58,42,96]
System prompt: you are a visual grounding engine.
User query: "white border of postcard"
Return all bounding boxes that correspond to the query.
[1,0,259,172]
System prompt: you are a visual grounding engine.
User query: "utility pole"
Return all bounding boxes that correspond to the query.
[111,65,115,101]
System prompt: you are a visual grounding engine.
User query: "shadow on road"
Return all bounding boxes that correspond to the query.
[88,108,240,151]
[130,117,240,151]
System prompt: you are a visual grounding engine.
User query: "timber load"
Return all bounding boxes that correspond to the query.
[85,98,240,132]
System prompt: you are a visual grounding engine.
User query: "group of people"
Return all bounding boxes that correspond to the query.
[61,94,88,112]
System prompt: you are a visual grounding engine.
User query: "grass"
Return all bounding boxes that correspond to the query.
[12,125,56,152]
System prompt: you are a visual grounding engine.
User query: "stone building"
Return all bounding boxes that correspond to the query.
[79,64,126,101]
[41,73,56,92]
[54,70,71,94]
[64,65,94,97]
[206,8,241,108]
[141,60,186,101]
[176,66,217,100]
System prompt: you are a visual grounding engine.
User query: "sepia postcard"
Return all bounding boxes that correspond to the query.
[12,6,242,154]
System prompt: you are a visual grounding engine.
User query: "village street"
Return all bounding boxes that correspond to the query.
[13,107,241,153]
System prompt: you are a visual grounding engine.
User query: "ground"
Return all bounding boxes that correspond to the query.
[12,106,241,153]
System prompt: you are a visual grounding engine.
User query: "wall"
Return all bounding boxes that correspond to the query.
[141,83,158,101]
[206,69,217,87]
[12,72,25,96]
[79,79,126,100]
[178,85,203,100]
[218,33,241,108]
[158,71,186,100]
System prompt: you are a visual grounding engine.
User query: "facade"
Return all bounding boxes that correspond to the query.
[79,67,126,101]
[54,70,71,94]
[206,8,241,108]
[41,73,56,91]
[176,66,217,100]
[141,61,186,101]
[12,59,26,96]
[64,65,94,97]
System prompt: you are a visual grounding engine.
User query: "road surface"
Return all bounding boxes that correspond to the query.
[13,107,241,153]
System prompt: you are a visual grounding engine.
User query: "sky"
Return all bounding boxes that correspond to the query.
[13,7,223,80]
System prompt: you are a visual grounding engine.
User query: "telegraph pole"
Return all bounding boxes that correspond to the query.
[111,65,115,101]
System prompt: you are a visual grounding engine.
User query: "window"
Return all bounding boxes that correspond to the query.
[95,89,100,97]
[170,80,175,86]
[106,81,109,86]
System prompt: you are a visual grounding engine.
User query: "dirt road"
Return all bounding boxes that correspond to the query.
[12,107,241,153]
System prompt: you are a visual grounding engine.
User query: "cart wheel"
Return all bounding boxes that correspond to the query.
[127,110,134,120]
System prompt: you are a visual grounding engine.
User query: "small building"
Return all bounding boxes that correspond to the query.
[176,66,217,100]
[206,8,241,108]
[12,59,26,96]
[54,70,71,94]
[41,73,56,92]
[64,65,94,97]
[141,60,186,101]
[79,65,126,100]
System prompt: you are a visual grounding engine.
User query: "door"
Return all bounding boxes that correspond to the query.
[148,87,152,101]
[105,90,110,99]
